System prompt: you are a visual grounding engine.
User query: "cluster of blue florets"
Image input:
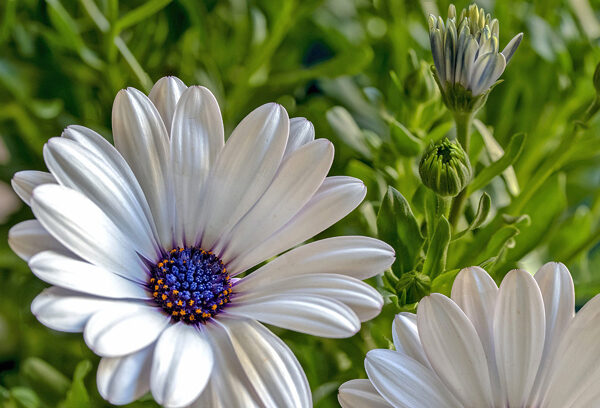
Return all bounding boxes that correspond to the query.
[149,247,232,324]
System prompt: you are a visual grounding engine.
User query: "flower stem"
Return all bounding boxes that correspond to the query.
[449,112,473,228]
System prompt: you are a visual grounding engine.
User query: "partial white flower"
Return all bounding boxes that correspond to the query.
[429,4,523,98]
[9,76,395,408]
[339,263,600,408]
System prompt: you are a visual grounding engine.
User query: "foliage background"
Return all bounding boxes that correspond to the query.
[1,0,600,406]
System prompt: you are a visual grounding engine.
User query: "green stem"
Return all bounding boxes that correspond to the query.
[449,112,473,228]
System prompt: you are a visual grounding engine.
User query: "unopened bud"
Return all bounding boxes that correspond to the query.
[419,138,472,197]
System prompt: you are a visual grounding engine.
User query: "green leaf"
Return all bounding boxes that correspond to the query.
[377,187,424,275]
[326,106,372,159]
[477,225,520,266]
[423,216,450,279]
[58,360,92,408]
[468,132,526,194]
[114,0,173,34]
[431,268,460,296]
[452,193,491,240]
[21,358,70,400]
[389,120,422,156]
[10,388,40,408]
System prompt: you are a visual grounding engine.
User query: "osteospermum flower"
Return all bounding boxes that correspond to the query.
[428,4,523,111]
[9,76,395,408]
[339,263,600,408]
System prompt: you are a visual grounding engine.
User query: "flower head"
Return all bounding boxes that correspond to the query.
[9,76,395,408]
[428,4,523,112]
[419,138,472,197]
[339,263,600,408]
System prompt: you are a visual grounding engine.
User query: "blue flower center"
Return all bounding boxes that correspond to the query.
[149,247,232,324]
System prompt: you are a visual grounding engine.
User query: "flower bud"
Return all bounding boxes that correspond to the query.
[428,3,523,114]
[419,138,472,197]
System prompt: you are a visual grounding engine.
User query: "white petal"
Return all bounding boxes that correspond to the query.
[112,87,172,249]
[31,287,116,333]
[235,273,383,321]
[197,103,289,250]
[192,317,310,408]
[493,269,545,408]
[218,139,333,262]
[451,267,498,353]
[9,220,71,261]
[392,313,430,368]
[284,117,315,157]
[30,185,148,283]
[227,294,360,338]
[61,125,161,252]
[44,137,159,260]
[470,52,506,96]
[11,170,55,205]
[97,345,154,405]
[338,379,392,408]
[151,323,214,408]
[539,294,600,407]
[451,266,503,405]
[418,294,494,407]
[218,317,310,407]
[148,76,187,133]
[227,176,366,275]
[366,349,462,408]
[84,302,169,357]
[234,236,394,284]
[170,86,224,246]
[29,251,149,299]
[529,262,575,403]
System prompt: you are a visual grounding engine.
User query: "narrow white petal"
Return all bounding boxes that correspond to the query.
[392,313,430,368]
[418,294,494,407]
[227,176,366,275]
[31,287,116,333]
[148,76,187,133]
[150,323,214,408]
[29,251,149,300]
[9,220,71,261]
[366,349,462,408]
[284,117,315,157]
[235,273,383,321]
[170,86,224,246]
[112,88,173,249]
[218,139,333,262]
[97,345,154,405]
[493,269,545,408]
[338,379,392,408]
[227,294,360,338]
[234,236,394,284]
[44,137,159,260]
[529,262,575,403]
[501,33,523,64]
[451,266,503,406]
[84,302,169,357]
[539,295,600,407]
[11,170,55,205]
[451,267,498,348]
[30,185,148,283]
[197,103,289,250]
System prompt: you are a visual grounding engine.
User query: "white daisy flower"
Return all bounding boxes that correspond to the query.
[9,76,395,408]
[339,263,600,408]
[428,4,523,111]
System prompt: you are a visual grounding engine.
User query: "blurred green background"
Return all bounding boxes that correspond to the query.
[2,0,600,406]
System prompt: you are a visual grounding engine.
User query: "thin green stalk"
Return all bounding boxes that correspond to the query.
[449,112,473,227]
